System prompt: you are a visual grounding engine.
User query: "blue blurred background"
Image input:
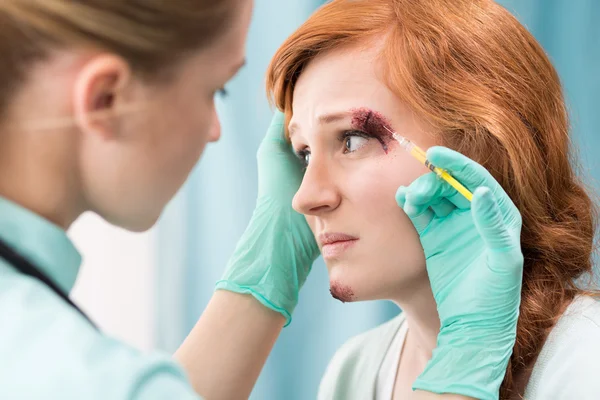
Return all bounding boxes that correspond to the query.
[153,1,600,399]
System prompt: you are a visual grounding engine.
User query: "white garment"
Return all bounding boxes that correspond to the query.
[375,321,408,399]
[319,295,600,400]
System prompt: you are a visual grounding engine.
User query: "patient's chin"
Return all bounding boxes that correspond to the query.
[329,280,356,303]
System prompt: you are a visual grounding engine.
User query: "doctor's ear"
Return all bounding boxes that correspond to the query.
[72,54,132,139]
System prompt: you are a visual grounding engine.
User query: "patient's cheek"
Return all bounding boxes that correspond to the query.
[388,153,430,186]
[347,154,427,201]
[305,215,317,235]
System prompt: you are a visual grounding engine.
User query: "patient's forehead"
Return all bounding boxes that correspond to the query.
[291,44,398,123]
[294,45,386,102]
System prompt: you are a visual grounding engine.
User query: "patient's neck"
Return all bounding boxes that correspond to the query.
[392,276,440,364]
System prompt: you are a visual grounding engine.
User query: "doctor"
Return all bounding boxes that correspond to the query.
[0,1,523,399]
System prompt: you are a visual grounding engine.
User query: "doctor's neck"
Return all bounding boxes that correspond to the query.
[0,63,86,230]
[0,131,84,230]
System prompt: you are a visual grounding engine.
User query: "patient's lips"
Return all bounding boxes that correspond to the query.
[319,232,359,259]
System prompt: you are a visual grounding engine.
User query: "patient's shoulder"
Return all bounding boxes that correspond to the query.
[526,295,600,399]
[548,295,600,344]
[318,313,405,400]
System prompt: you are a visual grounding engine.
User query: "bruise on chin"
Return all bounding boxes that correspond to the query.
[330,281,355,303]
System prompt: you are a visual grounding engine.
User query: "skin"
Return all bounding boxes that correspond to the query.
[290,42,447,398]
[0,0,477,397]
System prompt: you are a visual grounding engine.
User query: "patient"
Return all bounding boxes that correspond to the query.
[266,0,600,399]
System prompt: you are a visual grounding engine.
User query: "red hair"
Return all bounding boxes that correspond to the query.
[266,0,598,398]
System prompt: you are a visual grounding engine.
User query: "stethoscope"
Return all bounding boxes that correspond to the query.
[0,237,97,329]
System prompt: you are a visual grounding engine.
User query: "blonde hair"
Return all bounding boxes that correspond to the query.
[267,0,598,398]
[0,0,235,117]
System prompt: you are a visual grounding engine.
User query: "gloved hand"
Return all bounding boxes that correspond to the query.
[396,146,523,400]
[215,111,320,325]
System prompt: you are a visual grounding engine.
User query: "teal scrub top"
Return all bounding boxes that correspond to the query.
[0,197,202,399]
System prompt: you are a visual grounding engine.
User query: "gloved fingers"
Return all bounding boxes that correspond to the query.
[429,147,525,233]
[397,186,435,234]
[257,111,289,162]
[397,174,455,233]
[429,197,456,218]
[406,205,435,234]
[257,111,303,179]
[406,172,471,212]
[405,173,453,204]
[472,187,522,259]
[473,187,524,280]
[443,189,471,210]
[426,146,504,197]
[263,110,286,142]
[396,186,408,208]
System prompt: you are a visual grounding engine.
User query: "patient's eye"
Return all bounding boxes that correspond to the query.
[342,130,371,153]
[296,149,311,167]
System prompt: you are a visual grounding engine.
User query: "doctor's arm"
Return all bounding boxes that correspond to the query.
[174,291,284,399]
[175,112,318,399]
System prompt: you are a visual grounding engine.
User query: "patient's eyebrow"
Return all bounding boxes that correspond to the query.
[288,111,351,138]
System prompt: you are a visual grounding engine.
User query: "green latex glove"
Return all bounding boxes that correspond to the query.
[396,147,523,400]
[215,111,320,325]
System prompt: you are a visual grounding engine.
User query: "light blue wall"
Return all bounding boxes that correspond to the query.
[155,1,599,399]
[499,0,600,183]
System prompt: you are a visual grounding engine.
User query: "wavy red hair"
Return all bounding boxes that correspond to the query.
[266,0,598,398]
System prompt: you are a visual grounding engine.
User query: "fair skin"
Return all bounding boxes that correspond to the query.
[290,42,447,399]
[0,0,476,398]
